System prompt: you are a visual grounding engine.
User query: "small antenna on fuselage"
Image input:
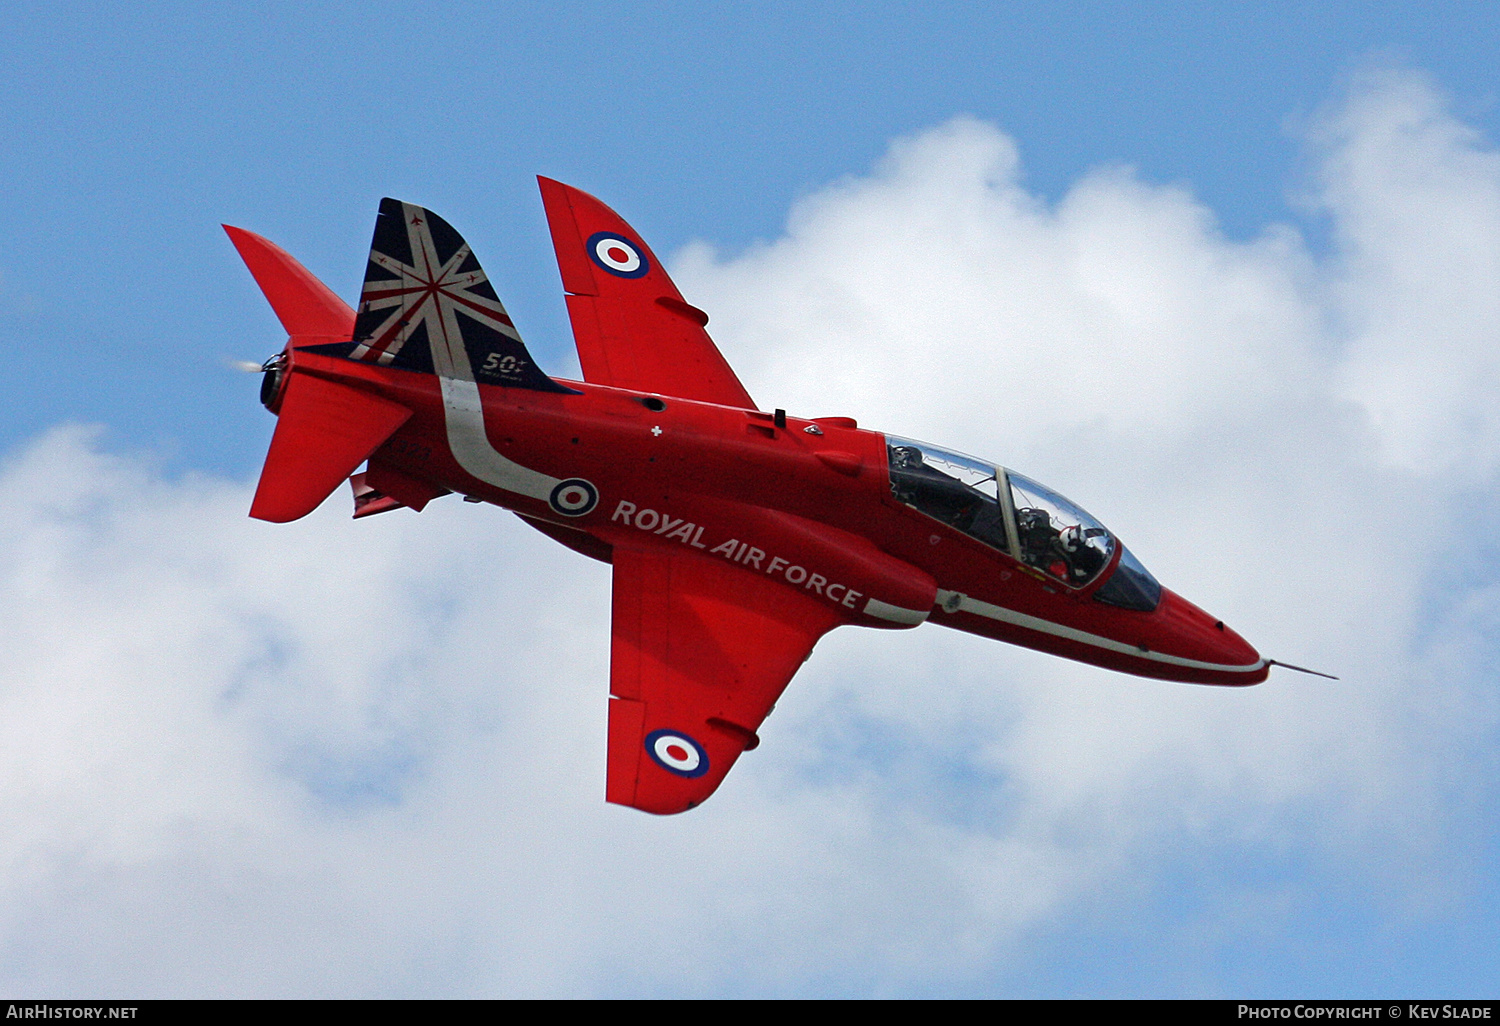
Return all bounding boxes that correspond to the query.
[1267,659,1339,680]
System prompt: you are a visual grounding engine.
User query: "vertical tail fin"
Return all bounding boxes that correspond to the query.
[348,198,576,392]
[228,199,572,524]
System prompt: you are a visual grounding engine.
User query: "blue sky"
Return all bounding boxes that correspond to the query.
[1,2,1498,997]
[6,1,1499,474]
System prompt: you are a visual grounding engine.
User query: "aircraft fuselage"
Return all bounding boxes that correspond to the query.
[284,345,1267,687]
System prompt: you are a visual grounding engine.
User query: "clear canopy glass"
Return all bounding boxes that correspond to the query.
[886,438,1011,554]
[1006,470,1114,587]
[885,436,1131,593]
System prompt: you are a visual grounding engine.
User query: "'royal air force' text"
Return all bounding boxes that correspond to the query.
[610,502,866,610]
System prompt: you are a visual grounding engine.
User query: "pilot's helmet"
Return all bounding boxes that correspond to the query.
[891,446,925,469]
[1017,507,1051,534]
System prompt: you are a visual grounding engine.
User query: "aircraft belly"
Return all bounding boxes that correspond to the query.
[932,593,1267,684]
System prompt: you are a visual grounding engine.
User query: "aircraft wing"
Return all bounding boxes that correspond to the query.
[538,177,757,410]
[607,543,842,814]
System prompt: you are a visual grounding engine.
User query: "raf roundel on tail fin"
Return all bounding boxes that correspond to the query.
[339,198,576,393]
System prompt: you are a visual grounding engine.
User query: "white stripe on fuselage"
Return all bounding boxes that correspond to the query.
[437,376,560,501]
[431,375,1230,660]
[935,590,1266,674]
[864,597,930,625]
[426,271,561,503]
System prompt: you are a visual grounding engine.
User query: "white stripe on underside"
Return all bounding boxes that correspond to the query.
[862,597,930,625]
[935,590,1265,674]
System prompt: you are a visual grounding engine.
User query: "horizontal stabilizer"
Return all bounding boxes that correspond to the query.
[250,374,411,523]
[223,225,356,341]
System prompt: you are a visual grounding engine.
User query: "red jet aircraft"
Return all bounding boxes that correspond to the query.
[226,179,1276,815]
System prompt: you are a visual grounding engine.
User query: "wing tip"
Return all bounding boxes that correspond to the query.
[221,222,262,247]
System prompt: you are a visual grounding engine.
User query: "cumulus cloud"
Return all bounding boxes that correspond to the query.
[2,68,1498,995]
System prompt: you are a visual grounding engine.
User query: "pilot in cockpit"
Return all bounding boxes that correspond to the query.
[888,446,983,530]
[1016,507,1061,573]
[1017,507,1110,583]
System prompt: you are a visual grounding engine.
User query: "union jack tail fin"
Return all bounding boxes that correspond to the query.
[347,199,574,392]
[227,200,574,524]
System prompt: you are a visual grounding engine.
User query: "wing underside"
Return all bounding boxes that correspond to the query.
[607,544,841,814]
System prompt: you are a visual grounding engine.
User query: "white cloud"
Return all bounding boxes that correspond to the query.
[1322,67,1500,477]
[2,68,1498,995]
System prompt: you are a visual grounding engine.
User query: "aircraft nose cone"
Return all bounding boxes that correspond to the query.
[1153,588,1268,685]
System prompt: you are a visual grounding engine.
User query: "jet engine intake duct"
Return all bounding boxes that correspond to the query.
[741,507,937,629]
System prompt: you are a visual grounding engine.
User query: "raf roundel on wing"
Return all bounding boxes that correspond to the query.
[587,231,650,278]
[646,730,709,778]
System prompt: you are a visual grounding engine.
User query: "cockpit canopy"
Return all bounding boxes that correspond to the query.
[886,437,1161,610]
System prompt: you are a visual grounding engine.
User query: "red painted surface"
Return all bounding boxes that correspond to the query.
[227,180,1267,815]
